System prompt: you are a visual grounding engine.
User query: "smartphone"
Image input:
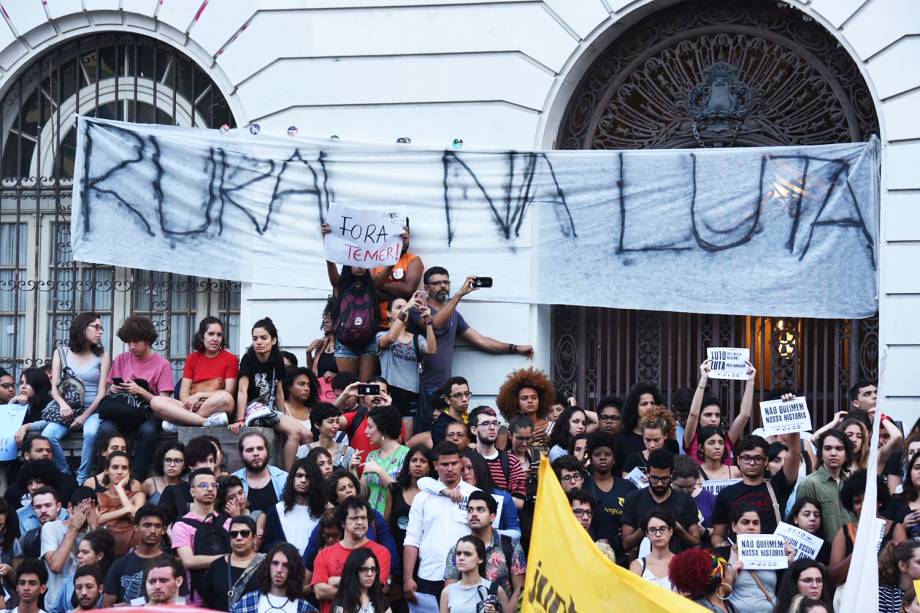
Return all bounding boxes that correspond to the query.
[358,384,380,396]
[472,277,493,288]
[112,377,124,385]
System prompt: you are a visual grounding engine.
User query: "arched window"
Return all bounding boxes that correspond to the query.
[0,33,238,374]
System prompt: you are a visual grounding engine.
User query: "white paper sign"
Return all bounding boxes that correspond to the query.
[701,479,741,497]
[0,404,29,461]
[625,466,649,489]
[707,348,750,380]
[760,396,813,435]
[875,517,888,552]
[323,204,404,267]
[775,522,824,560]
[737,534,789,570]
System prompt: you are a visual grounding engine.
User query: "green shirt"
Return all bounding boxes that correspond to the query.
[796,465,851,540]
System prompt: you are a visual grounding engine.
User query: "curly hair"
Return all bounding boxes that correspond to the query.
[283,367,320,407]
[668,548,725,600]
[116,315,158,344]
[495,368,555,421]
[639,406,676,437]
[81,528,116,575]
[257,543,306,599]
[622,383,663,434]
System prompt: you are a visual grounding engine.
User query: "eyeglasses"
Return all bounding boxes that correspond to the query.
[513,435,533,443]
[599,415,622,422]
[560,474,582,483]
[449,391,473,399]
[229,529,252,538]
[477,420,499,428]
[427,280,450,286]
[572,508,592,517]
[87,324,104,331]
[647,474,671,483]
[164,457,184,465]
[646,526,671,536]
[345,515,368,524]
[359,565,378,575]
[738,454,766,464]
[196,482,218,490]
[0,383,13,389]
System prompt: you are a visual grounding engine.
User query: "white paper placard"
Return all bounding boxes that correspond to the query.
[737,534,789,570]
[760,396,813,435]
[706,348,750,380]
[323,204,405,267]
[701,479,741,497]
[625,466,649,489]
[0,404,29,461]
[775,522,824,560]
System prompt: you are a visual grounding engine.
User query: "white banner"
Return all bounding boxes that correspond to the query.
[71,118,880,317]
[706,348,750,380]
[0,404,29,461]
[323,204,405,267]
[700,479,741,497]
[737,534,789,570]
[760,396,813,435]
[774,522,824,561]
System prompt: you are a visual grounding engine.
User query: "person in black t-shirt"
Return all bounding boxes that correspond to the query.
[711,431,801,545]
[585,432,636,564]
[622,449,700,554]
[102,505,179,606]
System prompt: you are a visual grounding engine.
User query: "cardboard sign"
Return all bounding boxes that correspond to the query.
[760,396,812,435]
[706,347,750,380]
[775,522,824,560]
[625,466,649,489]
[737,534,789,570]
[701,479,741,497]
[323,204,404,267]
[0,404,29,461]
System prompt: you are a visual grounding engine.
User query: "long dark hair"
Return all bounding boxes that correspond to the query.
[394,445,431,490]
[773,560,832,613]
[332,548,388,613]
[215,475,244,513]
[462,450,496,491]
[81,529,116,575]
[20,367,51,420]
[256,543,305,599]
[331,266,380,330]
[151,441,186,478]
[549,406,586,451]
[282,457,326,517]
[68,312,104,356]
[899,450,920,503]
[192,316,226,352]
[0,497,20,547]
[283,367,319,406]
[622,383,662,433]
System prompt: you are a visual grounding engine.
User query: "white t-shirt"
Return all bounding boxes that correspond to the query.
[403,479,477,582]
[276,501,319,555]
[40,520,78,610]
[257,594,299,613]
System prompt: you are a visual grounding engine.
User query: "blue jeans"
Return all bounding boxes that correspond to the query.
[76,413,100,484]
[25,420,71,475]
[26,413,100,480]
[98,414,159,481]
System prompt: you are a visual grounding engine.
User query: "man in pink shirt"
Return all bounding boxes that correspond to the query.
[172,468,228,606]
[97,315,175,480]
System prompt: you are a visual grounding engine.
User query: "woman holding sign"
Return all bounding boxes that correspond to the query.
[684,360,756,466]
[726,504,794,613]
[322,223,392,382]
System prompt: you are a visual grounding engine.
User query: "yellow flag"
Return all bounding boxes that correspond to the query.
[522,457,708,612]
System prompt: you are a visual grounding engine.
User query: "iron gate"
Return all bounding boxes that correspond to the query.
[0,33,239,379]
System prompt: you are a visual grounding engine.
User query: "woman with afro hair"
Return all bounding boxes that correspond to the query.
[669,548,737,611]
[496,368,556,451]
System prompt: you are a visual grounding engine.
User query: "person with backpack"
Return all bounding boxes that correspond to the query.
[439,535,510,613]
[443,492,524,611]
[202,515,265,611]
[321,227,392,382]
[172,468,231,606]
[468,407,526,511]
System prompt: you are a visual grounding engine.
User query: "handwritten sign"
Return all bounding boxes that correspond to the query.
[760,396,812,435]
[625,466,649,489]
[737,534,789,570]
[324,204,404,267]
[775,522,824,560]
[706,348,750,380]
[0,404,29,461]
[701,479,741,497]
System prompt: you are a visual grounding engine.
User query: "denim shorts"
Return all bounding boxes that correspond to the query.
[334,338,377,359]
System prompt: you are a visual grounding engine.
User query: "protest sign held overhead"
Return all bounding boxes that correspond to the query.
[760,396,813,435]
[775,522,824,561]
[737,535,789,570]
[706,348,750,380]
[523,457,706,613]
[324,204,405,267]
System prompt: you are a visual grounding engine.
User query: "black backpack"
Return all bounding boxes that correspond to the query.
[177,513,230,595]
[19,527,41,560]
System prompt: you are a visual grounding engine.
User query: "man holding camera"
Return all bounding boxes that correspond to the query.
[409,267,533,393]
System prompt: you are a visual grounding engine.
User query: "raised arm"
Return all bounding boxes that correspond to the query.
[684,360,709,450]
[429,275,476,329]
[380,256,423,300]
[726,363,756,444]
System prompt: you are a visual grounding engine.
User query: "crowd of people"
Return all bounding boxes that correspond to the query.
[0,230,915,613]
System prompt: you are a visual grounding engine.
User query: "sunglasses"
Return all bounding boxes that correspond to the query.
[229,529,252,538]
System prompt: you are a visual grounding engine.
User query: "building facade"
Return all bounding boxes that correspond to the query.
[0,0,915,425]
